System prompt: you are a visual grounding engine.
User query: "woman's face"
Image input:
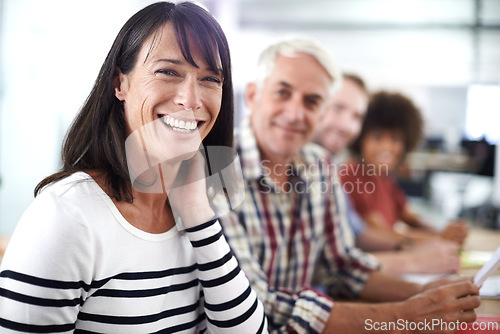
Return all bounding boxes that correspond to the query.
[360,129,405,171]
[115,22,223,163]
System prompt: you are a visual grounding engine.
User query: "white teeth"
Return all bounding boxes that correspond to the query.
[161,115,198,132]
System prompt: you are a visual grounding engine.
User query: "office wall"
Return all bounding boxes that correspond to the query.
[0,0,156,233]
[0,0,498,233]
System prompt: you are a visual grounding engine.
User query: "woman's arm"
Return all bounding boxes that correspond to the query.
[400,206,468,245]
[400,205,434,230]
[362,211,393,229]
[185,219,267,333]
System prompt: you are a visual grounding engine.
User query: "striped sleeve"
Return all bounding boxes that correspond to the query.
[185,219,267,333]
[220,213,333,334]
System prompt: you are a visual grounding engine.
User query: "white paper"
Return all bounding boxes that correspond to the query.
[400,273,450,285]
[479,276,500,298]
[474,246,500,287]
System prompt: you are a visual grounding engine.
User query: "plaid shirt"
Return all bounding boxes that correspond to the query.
[220,118,380,333]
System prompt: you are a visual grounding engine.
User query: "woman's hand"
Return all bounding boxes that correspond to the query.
[163,149,214,229]
[440,220,469,245]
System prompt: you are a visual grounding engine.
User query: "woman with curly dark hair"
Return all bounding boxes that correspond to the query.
[340,91,467,244]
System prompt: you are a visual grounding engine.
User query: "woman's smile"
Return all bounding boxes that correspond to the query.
[158,112,208,137]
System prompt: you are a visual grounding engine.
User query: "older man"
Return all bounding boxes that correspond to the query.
[220,37,479,333]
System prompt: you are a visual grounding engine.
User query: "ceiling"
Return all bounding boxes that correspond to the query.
[237,0,500,29]
[206,0,500,87]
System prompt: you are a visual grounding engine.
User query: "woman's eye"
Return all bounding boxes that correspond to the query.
[203,76,222,84]
[155,69,178,77]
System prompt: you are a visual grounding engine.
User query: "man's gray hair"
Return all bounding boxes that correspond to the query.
[255,36,342,96]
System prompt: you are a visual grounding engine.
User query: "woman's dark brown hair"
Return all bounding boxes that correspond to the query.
[350,91,423,157]
[34,1,234,202]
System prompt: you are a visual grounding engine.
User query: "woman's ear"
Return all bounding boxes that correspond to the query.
[114,68,129,101]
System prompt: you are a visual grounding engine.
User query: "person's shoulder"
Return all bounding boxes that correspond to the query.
[37,172,99,203]
[343,158,360,168]
[5,173,105,278]
[26,172,103,226]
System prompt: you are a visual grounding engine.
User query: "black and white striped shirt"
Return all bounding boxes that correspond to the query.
[0,172,267,333]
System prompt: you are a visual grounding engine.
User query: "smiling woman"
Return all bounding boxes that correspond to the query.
[0,2,266,333]
[116,21,225,189]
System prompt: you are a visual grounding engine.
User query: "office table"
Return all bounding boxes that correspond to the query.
[460,228,500,316]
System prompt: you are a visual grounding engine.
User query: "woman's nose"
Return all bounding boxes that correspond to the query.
[173,76,202,111]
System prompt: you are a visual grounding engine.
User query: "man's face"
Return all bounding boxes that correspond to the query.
[313,78,368,155]
[247,53,332,163]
